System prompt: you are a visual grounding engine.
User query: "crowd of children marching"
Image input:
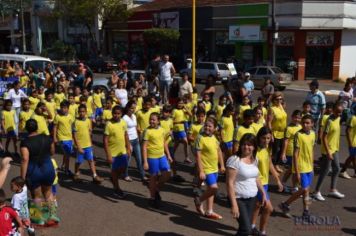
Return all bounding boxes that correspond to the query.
[0,68,355,236]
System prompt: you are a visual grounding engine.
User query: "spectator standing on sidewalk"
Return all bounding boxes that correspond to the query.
[179,72,193,100]
[305,79,326,129]
[243,72,254,102]
[159,55,176,104]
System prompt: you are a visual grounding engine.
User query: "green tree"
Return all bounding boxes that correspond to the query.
[54,0,131,43]
[143,28,180,55]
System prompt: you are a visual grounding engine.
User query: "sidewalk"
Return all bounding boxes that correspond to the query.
[287,80,344,94]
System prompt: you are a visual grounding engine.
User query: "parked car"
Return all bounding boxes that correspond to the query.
[86,57,118,73]
[180,62,231,83]
[246,66,292,90]
[92,70,145,92]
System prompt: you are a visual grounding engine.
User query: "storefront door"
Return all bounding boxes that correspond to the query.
[305,47,333,80]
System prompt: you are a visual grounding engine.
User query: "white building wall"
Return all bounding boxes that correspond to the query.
[339,29,356,80]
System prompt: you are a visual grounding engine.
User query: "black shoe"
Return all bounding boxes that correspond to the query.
[155,191,161,201]
[172,175,185,182]
[114,189,127,199]
[250,227,260,236]
[278,202,292,218]
[302,210,311,217]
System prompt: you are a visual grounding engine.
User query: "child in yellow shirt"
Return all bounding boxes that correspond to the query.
[1,99,17,153]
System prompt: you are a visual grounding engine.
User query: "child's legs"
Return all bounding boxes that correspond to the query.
[111,155,129,190]
[149,175,158,198]
[12,136,17,152]
[251,200,262,226]
[111,169,120,190]
[260,200,273,232]
[183,138,189,158]
[88,160,97,176]
[315,155,331,192]
[330,152,341,191]
[5,137,10,151]
[302,188,311,211]
[158,171,171,190]
[200,173,218,202]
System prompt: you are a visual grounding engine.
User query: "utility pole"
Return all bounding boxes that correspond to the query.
[272,0,278,67]
[20,0,26,52]
[192,0,196,86]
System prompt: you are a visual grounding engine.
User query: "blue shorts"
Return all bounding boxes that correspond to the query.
[184,121,191,131]
[224,141,233,150]
[95,108,103,117]
[286,156,293,166]
[6,130,16,138]
[205,172,218,186]
[52,184,58,195]
[148,156,170,175]
[60,140,73,155]
[300,172,313,189]
[112,154,129,170]
[349,147,356,157]
[257,184,270,202]
[76,147,94,164]
[173,131,187,140]
[26,158,55,190]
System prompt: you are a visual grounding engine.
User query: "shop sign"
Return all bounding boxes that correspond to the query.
[153,12,179,30]
[216,31,233,45]
[306,32,334,46]
[229,25,260,41]
[277,32,295,46]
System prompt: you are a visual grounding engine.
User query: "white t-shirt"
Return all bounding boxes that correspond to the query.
[5,89,27,108]
[179,80,193,97]
[11,185,30,219]
[123,114,138,141]
[115,89,128,107]
[226,155,259,199]
[159,61,173,81]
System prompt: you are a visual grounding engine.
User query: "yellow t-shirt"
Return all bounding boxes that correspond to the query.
[257,147,272,185]
[151,105,161,113]
[203,101,212,113]
[75,95,81,104]
[189,122,204,141]
[19,110,33,132]
[251,122,264,135]
[143,126,167,158]
[293,130,315,173]
[234,125,255,143]
[86,96,94,115]
[220,116,234,143]
[192,93,198,105]
[239,104,251,123]
[184,102,194,121]
[104,119,128,157]
[136,97,143,112]
[20,75,29,88]
[321,115,340,155]
[1,110,15,132]
[92,93,103,109]
[38,93,45,102]
[69,104,78,119]
[319,114,330,134]
[32,114,49,135]
[51,158,58,185]
[160,118,173,144]
[54,114,74,141]
[347,116,356,147]
[103,109,112,122]
[285,124,302,157]
[29,96,40,111]
[136,109,153,131]
[172,109,185,132]
[195,134,220,174]
[45,101,57,122]
[54,92,66,109]
[270,106,287,139]
[73,118,92,148]
[216,105,225,121]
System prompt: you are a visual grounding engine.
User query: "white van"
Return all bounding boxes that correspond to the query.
[0,54,53,72]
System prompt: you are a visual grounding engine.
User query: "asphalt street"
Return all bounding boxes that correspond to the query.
[1,85,355,236]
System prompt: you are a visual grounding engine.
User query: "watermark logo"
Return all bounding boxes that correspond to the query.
[293,215,341,232]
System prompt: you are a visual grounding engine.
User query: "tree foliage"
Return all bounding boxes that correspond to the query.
[41,40,76,61]
[54,0,131,40]
[0,0,31,17]
[143,28,180,55]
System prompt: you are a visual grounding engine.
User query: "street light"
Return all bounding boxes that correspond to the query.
[192,0,196,86]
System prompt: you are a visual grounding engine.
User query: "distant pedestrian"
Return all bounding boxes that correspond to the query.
[243,72,254,102]
[179,72,193,99]
[159,55,176,104]
[261,78,274,106]
[305,79,326,128]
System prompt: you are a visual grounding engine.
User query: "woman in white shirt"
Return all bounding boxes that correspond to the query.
[115,80,128,108]
[226,133,266,236]
[5,81,27,133]
[122,101,146,182]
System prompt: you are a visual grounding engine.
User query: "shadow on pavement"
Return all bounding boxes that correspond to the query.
[341,228,356,235]
[145,232,184,236]
[344,206,356,213]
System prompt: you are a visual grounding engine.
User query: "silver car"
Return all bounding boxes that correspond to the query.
[246,66,292,90]
[92,70,145,92]
[180,62,231,83]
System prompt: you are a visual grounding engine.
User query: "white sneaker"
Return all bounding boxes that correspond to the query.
[313,192,325,201]
[339,171,351,179]
[328,191,345,199]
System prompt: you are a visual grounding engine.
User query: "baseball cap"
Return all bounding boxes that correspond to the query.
[244,72,250,77]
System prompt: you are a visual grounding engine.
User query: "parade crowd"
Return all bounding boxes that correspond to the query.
[0,54,355,236]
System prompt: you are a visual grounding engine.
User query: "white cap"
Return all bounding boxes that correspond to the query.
[244,72,250,77]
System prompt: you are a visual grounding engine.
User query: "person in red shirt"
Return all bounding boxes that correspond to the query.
[0,189,23,236]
